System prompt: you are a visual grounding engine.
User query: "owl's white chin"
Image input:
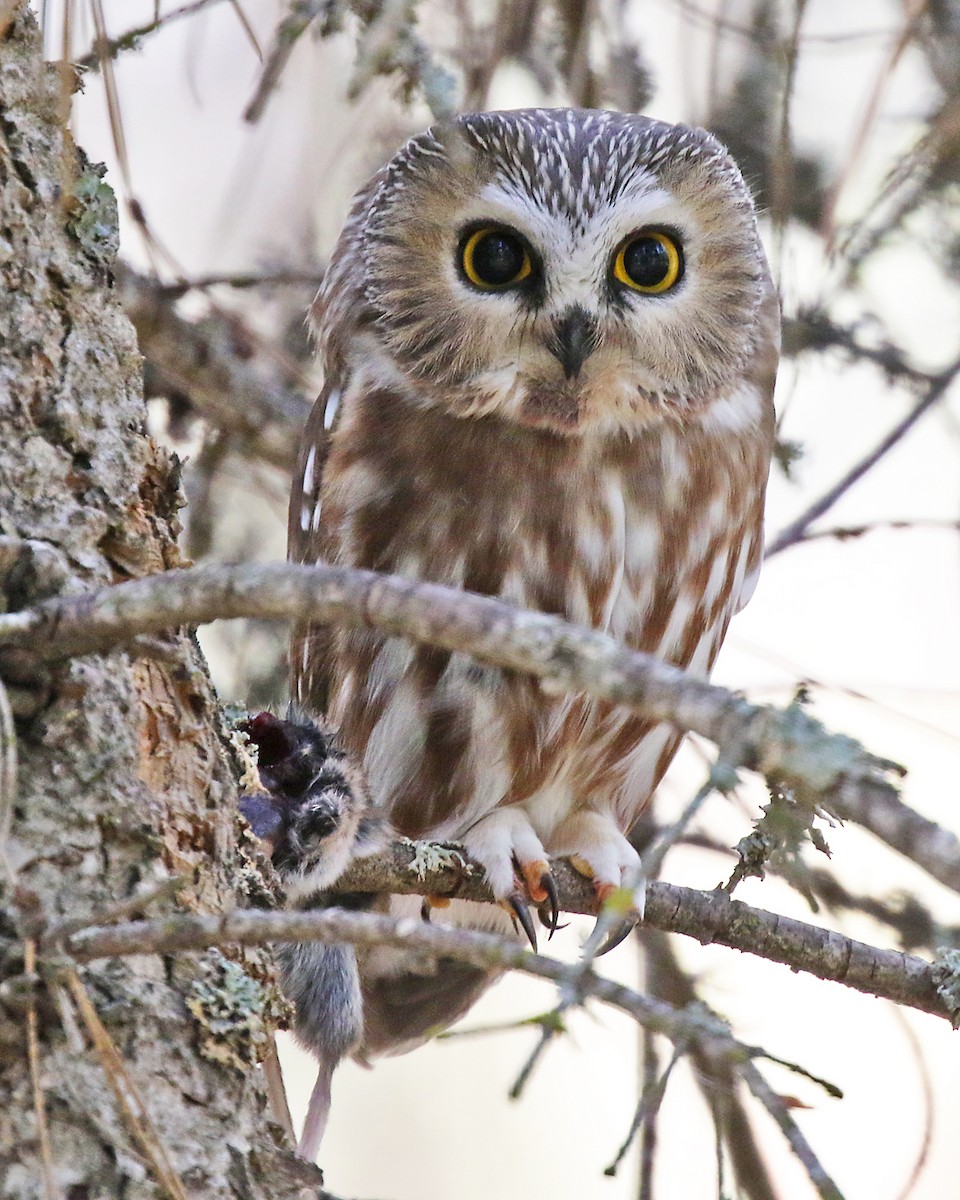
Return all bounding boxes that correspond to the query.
[464,363,685,437]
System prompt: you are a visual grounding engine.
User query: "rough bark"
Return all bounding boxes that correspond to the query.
[0,9,313,1196]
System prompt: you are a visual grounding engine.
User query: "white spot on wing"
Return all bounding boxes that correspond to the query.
[302,445,317,495]
[323,389,341,431]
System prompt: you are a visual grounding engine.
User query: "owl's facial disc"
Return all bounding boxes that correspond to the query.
[350,111,766,436]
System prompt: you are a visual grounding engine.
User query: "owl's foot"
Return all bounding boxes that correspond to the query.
[504,891,540,951]
[459,808,557,950]
[549,810,646,956]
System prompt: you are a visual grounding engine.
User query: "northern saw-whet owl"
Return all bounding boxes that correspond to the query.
[283,107,778,1158]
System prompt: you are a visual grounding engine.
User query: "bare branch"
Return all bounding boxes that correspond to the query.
[62,970,189,1200]
[0,674,17,873]
[767,354,960,556]
[741,1060,845,1200]
[6,559,960,902]
[24,939,61,1200]
[74,0,229,71]
[55,872,951,1020]
[788,518,960,546]
[118,269,312,472]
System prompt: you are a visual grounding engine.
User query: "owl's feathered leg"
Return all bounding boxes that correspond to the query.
[548,810,646,955]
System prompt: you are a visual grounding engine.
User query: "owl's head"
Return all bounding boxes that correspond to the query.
[318,108,771,435]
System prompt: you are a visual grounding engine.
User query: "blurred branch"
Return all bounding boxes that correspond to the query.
[781,310,929,384]
[244,0,329,124]
[766,352,960,556]
[644,932,779,1200]
[74,0,229,70]
[155,270,323,297]
[741,1060,843,1200]
[57,895,949,1021]
[820,0,928,245]
[245,0,459,124]
[9,560,960,906]
[788,518,960,547]
[118,269,312,472]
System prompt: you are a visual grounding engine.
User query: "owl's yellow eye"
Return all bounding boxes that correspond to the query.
[613,231,683,294]
[460,226,533,290]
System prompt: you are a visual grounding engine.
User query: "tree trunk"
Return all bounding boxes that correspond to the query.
[0,8,313,1196]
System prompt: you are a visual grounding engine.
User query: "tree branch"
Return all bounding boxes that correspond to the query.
[766,353,960,556]
[55,861,951,1021]
[5,559,960,902]
[117,269,312,472]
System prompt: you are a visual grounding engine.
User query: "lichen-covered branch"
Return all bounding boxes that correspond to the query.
[54,854,950,1020]
[4,560,959,903]
[340,844,949,1019]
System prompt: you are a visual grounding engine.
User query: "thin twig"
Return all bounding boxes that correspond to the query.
[154,269,322,297]
[55,893,951,1020]
[605,1041,684,1177]
[741,1060,845,1200]
[766,354,960,556]
[769,0,808,275]
[508,1011,564,1100]
[641,769,719,882]
[42,874,186,943]
[244,0,327,123]
[25,939,61,1200]
[892,1007,934,1200]
[820,0,927,248]
[0,674,18,882]
[646,931,779,1200]
[790,518,960,546]
[63,970,189,1200]
[75,0,228,70]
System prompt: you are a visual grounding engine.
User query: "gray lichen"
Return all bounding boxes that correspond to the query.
[187,949,291,1072]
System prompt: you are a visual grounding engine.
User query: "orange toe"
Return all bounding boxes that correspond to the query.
[521,858,551,904]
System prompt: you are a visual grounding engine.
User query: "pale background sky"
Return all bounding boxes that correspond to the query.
[44,2,960,1196]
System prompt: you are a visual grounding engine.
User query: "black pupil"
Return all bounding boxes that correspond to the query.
[471,231,525,285]
[622,237,670,287]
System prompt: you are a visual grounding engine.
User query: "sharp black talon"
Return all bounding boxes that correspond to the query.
[507,892,538,952]
[595,917,639,957]
[420,898,432,922]
[541,872,560,938]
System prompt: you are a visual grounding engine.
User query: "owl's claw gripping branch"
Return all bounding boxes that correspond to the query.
[504,892,539,951]
[517,857,559,935]
[540,871,561,938]
[594,915,641,957]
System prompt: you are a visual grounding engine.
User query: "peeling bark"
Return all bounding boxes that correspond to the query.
[0,10,312,1196]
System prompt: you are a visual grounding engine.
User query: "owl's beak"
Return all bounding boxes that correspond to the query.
[548,306,599,381]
